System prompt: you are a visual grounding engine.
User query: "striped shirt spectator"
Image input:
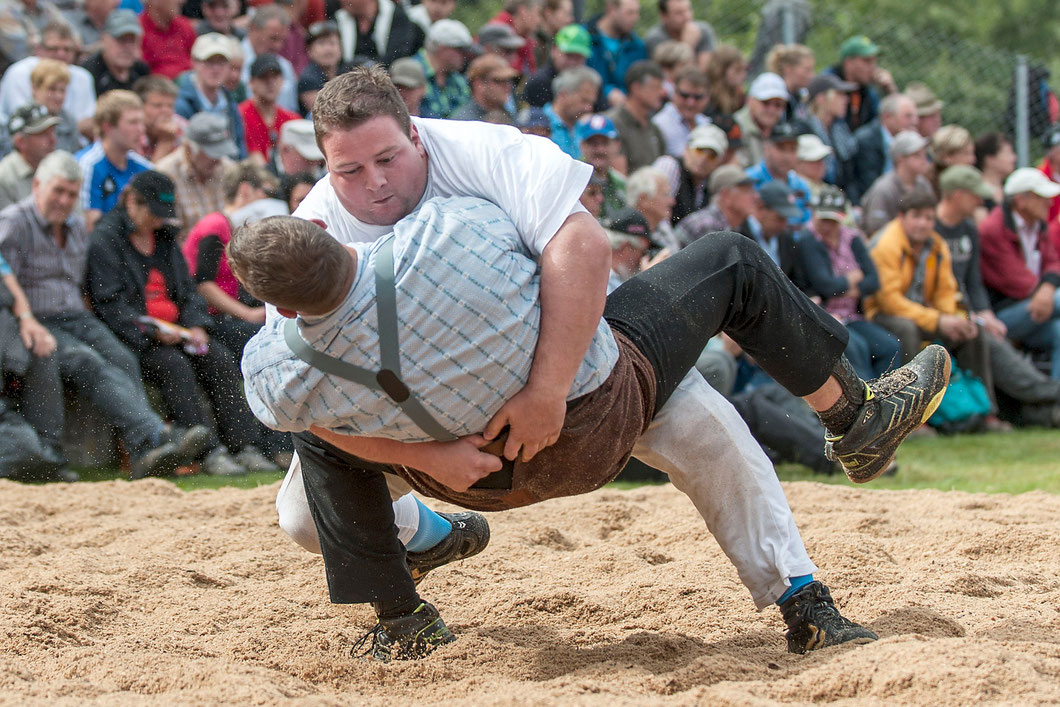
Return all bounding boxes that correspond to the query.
[0,194,90,317]
[243,196,619,440]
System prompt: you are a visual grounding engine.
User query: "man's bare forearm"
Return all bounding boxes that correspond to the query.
[309,425,437,467]
[529,211,612,396]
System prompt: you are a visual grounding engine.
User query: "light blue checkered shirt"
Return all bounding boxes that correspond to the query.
[242,197,619,442]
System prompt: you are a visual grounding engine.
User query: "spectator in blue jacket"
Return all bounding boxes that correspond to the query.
[174,33,246,159]
[585,0,645,109]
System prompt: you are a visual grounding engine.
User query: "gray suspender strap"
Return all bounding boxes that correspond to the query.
[282,235,458,442]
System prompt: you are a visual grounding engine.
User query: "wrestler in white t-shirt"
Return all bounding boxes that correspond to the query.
[276,117,593,553]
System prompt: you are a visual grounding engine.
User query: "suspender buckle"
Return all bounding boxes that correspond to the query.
[376,369,411,403]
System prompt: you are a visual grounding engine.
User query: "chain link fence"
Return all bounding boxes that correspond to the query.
[455,0,1058,165]
[700,0,1057,166]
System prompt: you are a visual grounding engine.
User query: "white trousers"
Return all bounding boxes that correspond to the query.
[275,369,815,609]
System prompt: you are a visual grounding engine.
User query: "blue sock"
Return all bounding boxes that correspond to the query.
[777,574,814,605]
[404,498,452,553]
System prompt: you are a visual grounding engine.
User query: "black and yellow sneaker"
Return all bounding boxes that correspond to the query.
[352,602,456,662]
[779,581,877,654]
[826,344,950,483]
[406,512,490,585]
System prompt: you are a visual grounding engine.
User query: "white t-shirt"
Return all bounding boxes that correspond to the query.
[293,116,593,257]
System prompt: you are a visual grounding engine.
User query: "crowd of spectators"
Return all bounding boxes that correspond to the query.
[1,0,1059,483]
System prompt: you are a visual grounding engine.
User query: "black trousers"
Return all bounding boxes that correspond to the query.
[295,232,850,604]
[138,340,260,455]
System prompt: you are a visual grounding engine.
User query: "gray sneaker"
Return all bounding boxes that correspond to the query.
[234,445,282,473]
[130,425,213,480]
[202,448,246,476]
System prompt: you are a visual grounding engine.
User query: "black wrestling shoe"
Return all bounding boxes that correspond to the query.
[406,511,490,585]
[825,345,950,483]
[351,602,456,662]
[779,581,878,654]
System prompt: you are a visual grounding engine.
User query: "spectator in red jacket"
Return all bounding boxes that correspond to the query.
[140,0,196,78]
[1038,125,1060,252]
[979,168,1060,379]
[238,54,299,162]
[489,0,541,75]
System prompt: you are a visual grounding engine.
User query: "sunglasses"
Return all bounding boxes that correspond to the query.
[676,89,707,101]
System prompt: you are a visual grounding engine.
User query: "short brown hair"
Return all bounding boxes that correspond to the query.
[312,65,410,157]
[93,89,143,131]
[227,216,352,314]
[674,66,708,90]
[222,160,277,203]
[30,58,70,90]
[897,189,938,214]
[133,74,179,100]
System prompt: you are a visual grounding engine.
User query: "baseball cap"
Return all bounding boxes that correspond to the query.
[1042,124,1060,150]
[604,208,651,237]
[104,9,143,38]
[797,133,833,162]
[576,114,618,142]
[249,53,283,79]
[811,186,849,221]
[758,181,801,220]
[477,24,526,50]
[280,119,324,161]
[1003,168,1060,198]
[128,171,178,221]
[890,130,930,159]
[192,33,236,62]
[905,81,944,116]
[185,112,239,159]
[939,165,993,199]
[467,54,519,83]
[748,72,789,102]
[768,121,800,143]
[8,103,60,136]
[839,35,880,61]
[516,106,549,129]
[686,123,728,154]
[390,57,426,88]
[708,164,753,193]
[306,20,339,45]
[427,19,473,49]
[806,72,857,100]
[554,24,591,58]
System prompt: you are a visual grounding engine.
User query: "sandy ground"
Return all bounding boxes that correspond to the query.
[1,478,1059,706]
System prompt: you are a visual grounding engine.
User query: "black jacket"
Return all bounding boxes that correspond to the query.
[795,232,880,304]
[85,208,213,353]
[850,119,886,205]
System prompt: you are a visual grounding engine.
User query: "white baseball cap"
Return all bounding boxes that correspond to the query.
[748,72,790,102]
[797,134,833,162]
[427,19,473,49]
[1003,167,1060,198]
[686,123,728,154]
[280,120,324,161]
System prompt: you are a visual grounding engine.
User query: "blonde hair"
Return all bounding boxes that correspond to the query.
[30,58,70,91]
[651,40,693,71]
[766,44,814,77]
[93,90,143,132]
[931,124,972,161]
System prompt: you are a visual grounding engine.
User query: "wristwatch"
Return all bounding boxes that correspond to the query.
[16,311,33,321]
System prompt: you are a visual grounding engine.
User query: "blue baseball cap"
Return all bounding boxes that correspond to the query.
[576,114,618,143]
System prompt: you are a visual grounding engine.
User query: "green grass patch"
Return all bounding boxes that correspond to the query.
[66,428,1060,496]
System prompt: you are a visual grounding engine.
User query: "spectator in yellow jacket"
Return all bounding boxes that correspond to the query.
[866,190,993,401]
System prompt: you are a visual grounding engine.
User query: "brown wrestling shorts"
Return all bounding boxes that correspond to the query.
[392,329,657,511]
